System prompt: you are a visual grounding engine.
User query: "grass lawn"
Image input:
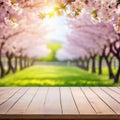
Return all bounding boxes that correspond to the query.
[0,65,116,86]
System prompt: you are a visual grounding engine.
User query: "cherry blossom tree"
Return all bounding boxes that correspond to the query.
[0,0,120,24]
[56,14,120,83]
[0,7,51,77]
[0,0,119,83]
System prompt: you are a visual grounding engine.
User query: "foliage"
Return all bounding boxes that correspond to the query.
[1,0,120,28]
[0,65,115,86]
[38,43,61,62]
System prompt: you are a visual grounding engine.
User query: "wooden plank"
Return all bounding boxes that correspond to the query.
[91,87,120,114]
[0,87,120,120]
[60,87,79,114]
[0,87,13,97]
[26,87,48,114]
[7,87,38,114]
[0,88,28,114]
[0,87,11,90]
[109,87,120,94]
[0,87,12,92]
[81,87,115,114]
[0,88,20,105]
[102,87,120,104]
[42,87,62,114]
[71,87,95,114]
[0,114,119,120]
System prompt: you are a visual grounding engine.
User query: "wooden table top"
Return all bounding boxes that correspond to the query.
[0,87,120,120]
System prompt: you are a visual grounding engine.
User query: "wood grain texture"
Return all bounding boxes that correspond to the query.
[0,87,120,120]
[26,87,48,114]
[42,87,62,114]
[91,87,120,114]
[82,87,115,114]
[60,87,79,114]
[7,87,37,114]
[71,87,95,114]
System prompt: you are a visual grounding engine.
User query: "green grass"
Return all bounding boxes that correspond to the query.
[39,43,61,62]
[89,67,118,77]
[0,65,115,86]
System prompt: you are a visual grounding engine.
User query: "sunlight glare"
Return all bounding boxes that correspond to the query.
[44,4,55,13]
[44,16,71,43]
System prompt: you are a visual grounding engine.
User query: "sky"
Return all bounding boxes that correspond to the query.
[45,16,71,43]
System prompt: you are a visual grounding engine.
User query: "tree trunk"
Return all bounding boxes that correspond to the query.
[92,55,96,73]
[81,60,85,69]
[25,58,28,68]
[98,56,103,75]
[6,53,15,75]
[108,63,114,79]
[27,60,30,67]
[113,58,117,69]
[14,56,17,73]
[23,57,27,69]
[86,59,90,71]
[0,54,5,78]
[114,61,120,83]
[31,59,35,66]
[19,57,23,70]
[76,60,80,68]
[105,57,114,79]
[0,43,5,78]
[6,57,11,75]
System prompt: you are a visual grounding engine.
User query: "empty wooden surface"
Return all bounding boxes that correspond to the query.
[0,87,120,120]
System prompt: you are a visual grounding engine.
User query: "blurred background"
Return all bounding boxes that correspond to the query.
[0,0,119,86]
